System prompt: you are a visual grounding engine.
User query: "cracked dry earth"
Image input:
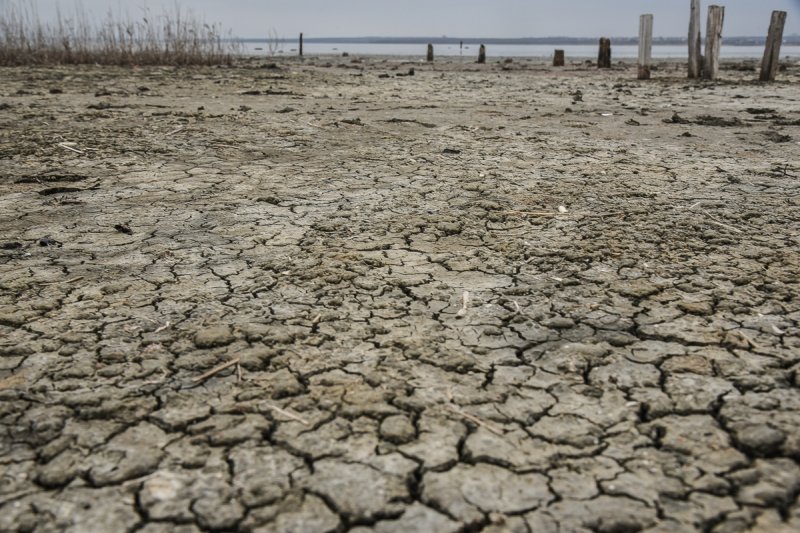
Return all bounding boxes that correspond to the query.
[1,55,799,533]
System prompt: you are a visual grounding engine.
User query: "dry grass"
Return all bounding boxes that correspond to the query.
[0,1,240,66]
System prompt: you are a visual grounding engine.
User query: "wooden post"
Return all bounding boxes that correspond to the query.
[760,11,787,82]
[427,43,434,62]
[598,38,611,68]
[478,44,486,64]
[704,6,724,80]
[299,33,303,57]
[688,0,702,78]
[638,14,653,80]
[553,49,565,67]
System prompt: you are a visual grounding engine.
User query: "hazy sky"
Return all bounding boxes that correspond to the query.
[12,1,800,39]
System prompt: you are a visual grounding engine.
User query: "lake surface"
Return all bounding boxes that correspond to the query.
[243,42,800,59]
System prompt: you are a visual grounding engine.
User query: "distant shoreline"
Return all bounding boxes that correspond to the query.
[238,35,800,46]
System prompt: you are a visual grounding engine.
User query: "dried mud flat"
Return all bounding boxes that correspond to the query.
[1,55,799,532]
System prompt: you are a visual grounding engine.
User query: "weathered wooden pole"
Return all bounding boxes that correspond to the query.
[427,43,434,62]
[688,0,702,78]
[638,14,653,80]
[760,11,787,82]
[553,49,565,67]
[299,33,303,57]
[598,38,611,68]
[477,44,486,64]
[703,6,724,80]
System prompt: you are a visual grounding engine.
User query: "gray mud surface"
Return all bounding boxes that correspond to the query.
[1,56,799,532]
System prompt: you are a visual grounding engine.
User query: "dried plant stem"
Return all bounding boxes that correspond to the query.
[0,1,239,66]
[445,404,505,436]
[260,403,311,426]
[193,357,241,384]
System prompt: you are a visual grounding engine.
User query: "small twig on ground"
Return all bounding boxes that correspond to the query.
[705,219,743,234]
[44,196,83,206]
[41,276,85,285]
[141,368,170,386]
[192,357,241,384]
[120,472,161,488]
[260,402,311,425]
[729,330,766,351]
[445,404,504,436]
[57,142,85,154]
[502,210,564,217]
[502,210,632,218]
[457,291,470,317]
[0,489,40,506]
[684,200,707,210]
[165,126,185,136]
[702,211,744,234]
[154,321,171,333]
[778,164,796,177]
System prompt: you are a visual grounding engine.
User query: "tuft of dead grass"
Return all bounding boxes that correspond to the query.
[0,1,240,66]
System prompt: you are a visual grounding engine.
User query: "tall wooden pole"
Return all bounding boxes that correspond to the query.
[638,15,653,80]
[688,0,702,78]
[427,43,434,62]
[299,33,303,57]
[760,11,787,82]
[553,49,565,67]
[704,6,724,80]
[598,38,611,68]
[478,44,486,64]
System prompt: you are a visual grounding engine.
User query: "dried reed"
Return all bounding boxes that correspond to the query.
[0,1,240,66]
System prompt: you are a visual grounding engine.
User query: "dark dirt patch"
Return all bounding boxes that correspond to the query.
[15,174,88,184]
[385,118,438,128]
[664,112,691,124]
[763,131,792,143]
[37,186,84,195]
[87,102,130,110]
[774,117,800,126]
[745,108,776,115]
[694,115,746,127]
[113,224,133,235]
[664,113,746,127]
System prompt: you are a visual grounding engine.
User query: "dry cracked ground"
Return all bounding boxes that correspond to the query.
[1,55,799,532]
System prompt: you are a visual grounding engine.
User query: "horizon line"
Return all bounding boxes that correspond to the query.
[237,35,800,45]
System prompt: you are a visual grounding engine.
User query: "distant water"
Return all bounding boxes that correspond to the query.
[243,42,800,59]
